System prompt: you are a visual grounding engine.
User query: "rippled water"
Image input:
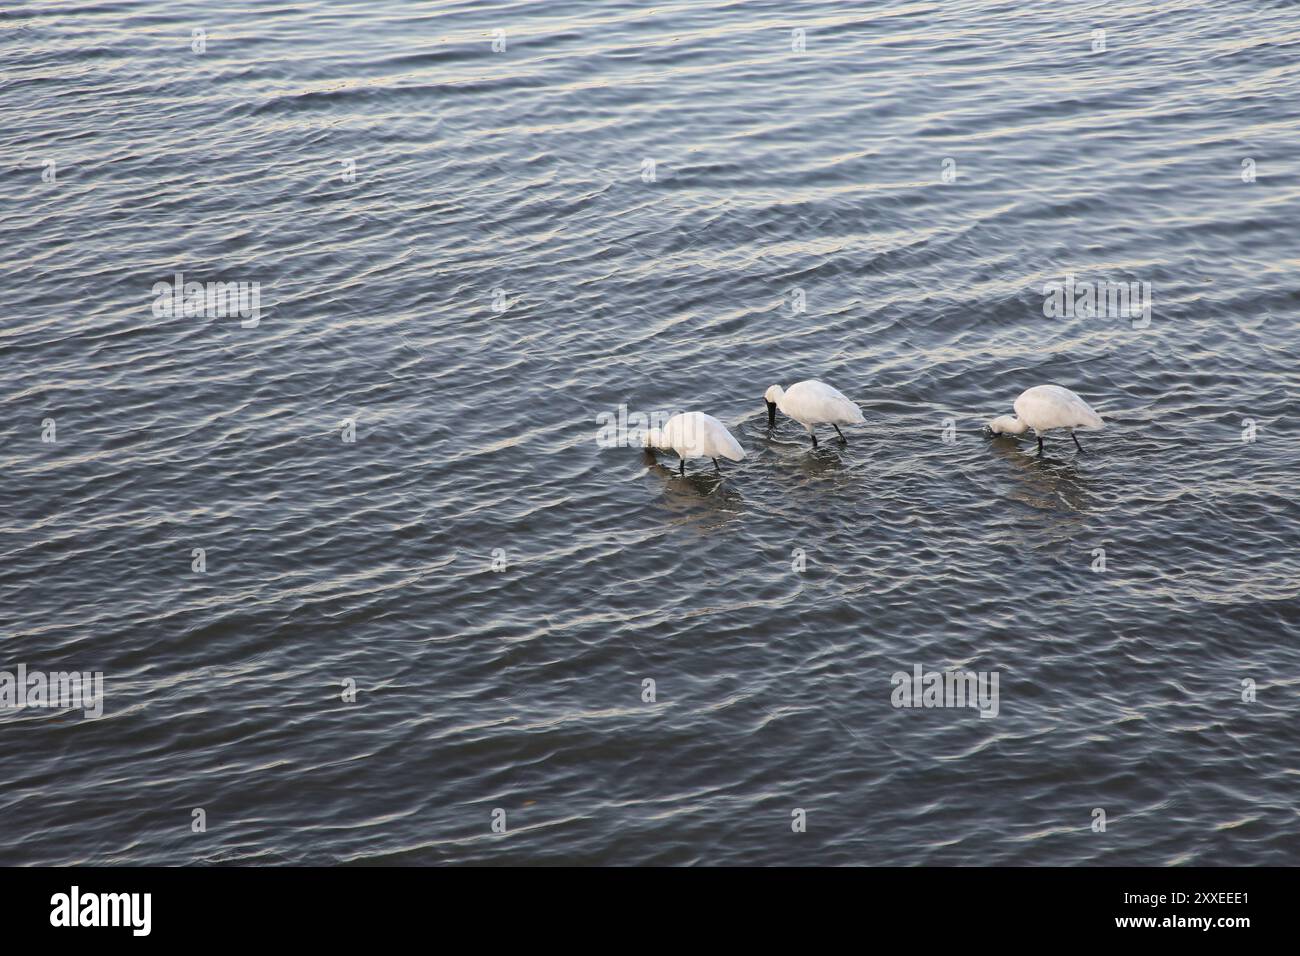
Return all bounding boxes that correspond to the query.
[2,0,1298,866]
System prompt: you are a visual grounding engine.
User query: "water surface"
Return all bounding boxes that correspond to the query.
[1,0,1298,865]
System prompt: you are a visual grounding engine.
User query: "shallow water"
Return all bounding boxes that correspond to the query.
[2,0,1298,865]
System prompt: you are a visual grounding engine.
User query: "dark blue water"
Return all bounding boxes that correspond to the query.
[2,0,1298,865]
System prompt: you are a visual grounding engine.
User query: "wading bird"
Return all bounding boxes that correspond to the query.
[986,384,1104,454]
[764,380,864,447]
[643,412,746,475]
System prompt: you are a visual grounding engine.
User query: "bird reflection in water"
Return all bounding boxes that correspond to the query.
[987,434,1097,515]
[755,422,853,479]
[641,450,745,526]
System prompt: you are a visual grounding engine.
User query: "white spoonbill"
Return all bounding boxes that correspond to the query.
[643,411,746,475]
[764,380,864,447]
[986,384,1104,454]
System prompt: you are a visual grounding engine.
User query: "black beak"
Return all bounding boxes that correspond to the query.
[766,401,777,428]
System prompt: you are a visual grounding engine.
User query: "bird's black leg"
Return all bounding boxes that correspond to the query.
[833,424,847,443]
[1036,436,1044,456]
[810,430,818,448]
[679,456,686,476]
[713,458,721,472]
[1072,432,1085,453]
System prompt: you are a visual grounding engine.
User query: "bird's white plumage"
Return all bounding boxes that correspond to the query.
[643,412,745,462]
[765,380,864,433]
[987,414,1026,435]
[987,385,1104,436]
